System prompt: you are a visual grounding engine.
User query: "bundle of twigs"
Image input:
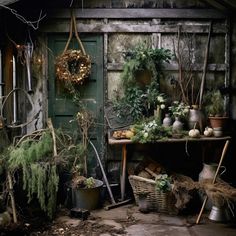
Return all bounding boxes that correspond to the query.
[76,110,94,177]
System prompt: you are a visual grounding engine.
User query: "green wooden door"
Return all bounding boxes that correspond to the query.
[48,34,104,176]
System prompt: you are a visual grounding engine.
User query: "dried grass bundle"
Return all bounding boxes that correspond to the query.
[200,179,236,207]
[171,174,200,209]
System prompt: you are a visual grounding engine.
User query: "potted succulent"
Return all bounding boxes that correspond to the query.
[204,90,229,131]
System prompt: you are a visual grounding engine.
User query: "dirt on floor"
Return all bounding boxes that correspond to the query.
[0,206,138,236]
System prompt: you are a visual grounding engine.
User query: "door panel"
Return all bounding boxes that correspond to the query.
[48,34,104,175]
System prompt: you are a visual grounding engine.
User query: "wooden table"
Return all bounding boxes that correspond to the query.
[108,135,231,201]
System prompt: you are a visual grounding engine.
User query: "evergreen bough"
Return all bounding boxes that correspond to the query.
[7,131,59,219]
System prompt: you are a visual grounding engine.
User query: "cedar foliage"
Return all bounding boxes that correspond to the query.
[7,131,59,219]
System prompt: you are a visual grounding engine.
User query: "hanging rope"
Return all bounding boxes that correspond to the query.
[55,10,91,85]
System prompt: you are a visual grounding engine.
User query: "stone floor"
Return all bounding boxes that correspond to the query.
[53,202,236,236]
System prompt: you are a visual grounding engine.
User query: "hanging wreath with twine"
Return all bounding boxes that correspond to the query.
[55,12,91,85]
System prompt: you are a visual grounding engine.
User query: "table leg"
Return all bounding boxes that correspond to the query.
[120,144,127,201]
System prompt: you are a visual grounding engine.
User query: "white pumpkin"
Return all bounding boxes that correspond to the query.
[188,128,200,138]
[203,127,214,137]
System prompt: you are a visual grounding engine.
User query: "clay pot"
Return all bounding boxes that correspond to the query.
[172,116,183,132]
[208,116,229,134]
[163,113,172,127]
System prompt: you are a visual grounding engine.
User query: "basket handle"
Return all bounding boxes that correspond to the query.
[63,10,86,55]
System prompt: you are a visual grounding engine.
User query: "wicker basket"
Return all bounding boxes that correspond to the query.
[129,175,178,215]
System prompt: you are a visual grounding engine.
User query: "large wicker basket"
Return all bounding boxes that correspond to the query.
[129,175,178,215]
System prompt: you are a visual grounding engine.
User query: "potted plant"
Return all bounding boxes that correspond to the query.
[68,110,103,211]
[63,81,104,211]
[204,90,229,131]
[168,101,190,132]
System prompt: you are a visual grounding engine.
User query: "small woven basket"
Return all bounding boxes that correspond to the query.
[129,175,178,215]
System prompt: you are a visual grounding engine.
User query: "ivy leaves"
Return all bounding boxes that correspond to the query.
[114,43,172,123]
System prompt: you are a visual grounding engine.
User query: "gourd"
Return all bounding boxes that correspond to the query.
[125,130,134,139]
[203,127,213,137]
[188,128,200,138]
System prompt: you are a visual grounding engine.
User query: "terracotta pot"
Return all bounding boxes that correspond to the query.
[208,116,229,130]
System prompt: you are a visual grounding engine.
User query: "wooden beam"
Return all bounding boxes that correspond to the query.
[107,63,227,72]
[46,8,227,19]
[41,22,228,33]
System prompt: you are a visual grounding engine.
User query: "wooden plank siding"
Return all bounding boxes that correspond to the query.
[107,63,227,72]
[40,8,229,75]
[37,5,231,180]
[41,22,228,34]
[47,8,227,19]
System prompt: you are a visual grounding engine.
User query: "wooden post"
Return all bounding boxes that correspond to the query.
[7,172,17,223]
[120,144,127,201]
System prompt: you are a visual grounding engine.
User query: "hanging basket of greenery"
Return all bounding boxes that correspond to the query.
[121,43,172,88]
[111,43,172,122]
[55,12,91,85]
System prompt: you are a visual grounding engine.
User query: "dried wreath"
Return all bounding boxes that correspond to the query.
[55,49,91,84]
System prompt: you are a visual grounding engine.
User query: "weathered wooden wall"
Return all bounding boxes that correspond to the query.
[1,0,235,183]
[41,7,229,100]
[38,2,230,182]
